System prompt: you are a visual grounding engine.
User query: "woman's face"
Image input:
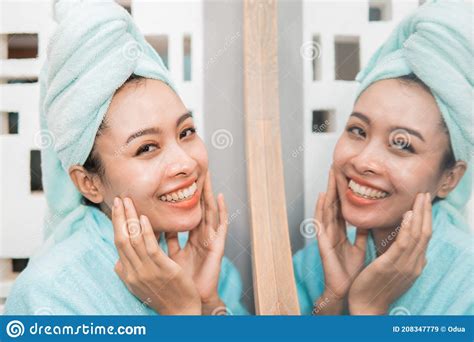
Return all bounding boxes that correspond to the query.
[333,79,450,230]
[94,79,208,233]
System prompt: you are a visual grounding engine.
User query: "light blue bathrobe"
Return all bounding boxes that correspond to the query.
[294,0,473,315]
[294,202,474,315]
[5,206,248,315]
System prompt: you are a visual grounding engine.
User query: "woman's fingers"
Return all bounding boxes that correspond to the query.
[139,214,168,264]
[123,197,150,261]
[383,208,414,263]
[315,192,326,225]
[420,193,432,248]
[203,171,217,230]
[188,199,204,247]
[323,167,346,242]
[111,202,134,278]
[216,193,229,239]
[384,193,426,267]
[395,193,423,251]
[409,193,425,241]
[114,259,125,279]
[412,193,433,266]
[323,167,337,225]
[112,197,142,268]
[315,193,333,252]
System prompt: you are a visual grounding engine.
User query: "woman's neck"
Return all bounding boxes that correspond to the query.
[100,202,112,220]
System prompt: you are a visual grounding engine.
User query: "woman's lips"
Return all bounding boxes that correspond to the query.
[345,188,387,206]
[344,177,390,206]
[347,175,389,194]
[160,185,201,210]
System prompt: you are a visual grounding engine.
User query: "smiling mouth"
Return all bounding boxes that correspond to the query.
[348,179,389,200]
[159,182,198,203]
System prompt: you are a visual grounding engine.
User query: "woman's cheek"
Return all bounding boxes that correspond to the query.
[117,163,164,199]
[100,166,132,201]
[389,160,428,198]
[333,136,353,168]
[190,138,208,171]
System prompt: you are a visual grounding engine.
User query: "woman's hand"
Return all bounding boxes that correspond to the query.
[112,197,202,315]
[165,172,229,315]
[312,167,369,315]
[348,193,432,315]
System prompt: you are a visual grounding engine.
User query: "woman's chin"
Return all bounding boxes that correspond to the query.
[145,203,202,233]
[346,220,373,230]
[344,211,399,230]
[149,211,202,233]
[342,207,382,229]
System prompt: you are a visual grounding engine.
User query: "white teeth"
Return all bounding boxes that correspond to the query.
[354,183,361,193]
[160,182,198,203]
[348,179,388,199]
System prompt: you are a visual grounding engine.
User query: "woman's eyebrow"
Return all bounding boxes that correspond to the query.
[350,112,370,124]
[389,126,425,142]
[125,111,193,145]
[126,126,162,144]
[350,112,425,142]
[177,111,193,127]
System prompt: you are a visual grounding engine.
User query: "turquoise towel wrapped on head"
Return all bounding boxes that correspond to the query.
[294,0,473,315]
[5,0,247,315]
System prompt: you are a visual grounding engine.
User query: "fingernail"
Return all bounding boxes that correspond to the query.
[124,197,130,206]
[140,215,146,224]
[113,197,119,208]
[426,192,431,201]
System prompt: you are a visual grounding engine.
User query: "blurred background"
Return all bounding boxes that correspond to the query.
[1,0,455,314]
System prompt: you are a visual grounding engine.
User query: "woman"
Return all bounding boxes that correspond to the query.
[294,1,473,315]
[5,1,246,315]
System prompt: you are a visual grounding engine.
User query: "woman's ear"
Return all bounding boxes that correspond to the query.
[69,165,104,204]
[436,161,467,199]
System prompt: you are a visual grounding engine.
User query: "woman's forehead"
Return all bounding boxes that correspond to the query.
[353,79,442,134]
[106,80,186,130]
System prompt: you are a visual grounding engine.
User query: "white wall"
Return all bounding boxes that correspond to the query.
[0,0,54,312]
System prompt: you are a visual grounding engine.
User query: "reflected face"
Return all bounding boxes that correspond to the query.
[94,79,208,233]
[333,79,451,229]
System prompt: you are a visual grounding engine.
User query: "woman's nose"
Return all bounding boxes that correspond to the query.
[163,144,197,177]
[351,142,385,176]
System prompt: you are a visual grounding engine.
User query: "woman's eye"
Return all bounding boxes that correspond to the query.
[390,140,415,153]
[136,143,159,155]
[180,127,196,139]
[347,126,366,138]
[389,131,415,153]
